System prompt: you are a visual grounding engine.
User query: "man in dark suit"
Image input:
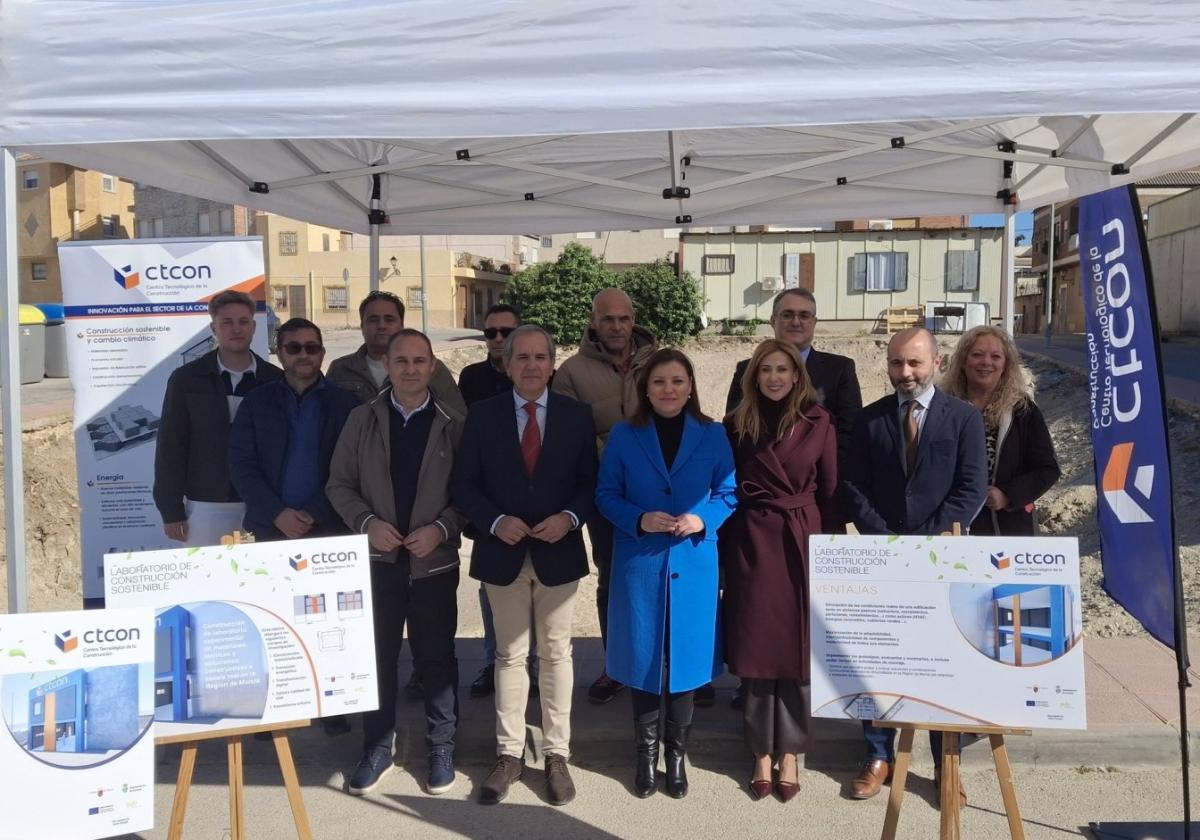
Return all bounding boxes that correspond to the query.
[452,325,597,807]
[726,288,861,464]
[842,326,987,803]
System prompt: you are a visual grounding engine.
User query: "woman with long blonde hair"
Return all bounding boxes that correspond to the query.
[940,326,1060,535]
[720,339,839,802]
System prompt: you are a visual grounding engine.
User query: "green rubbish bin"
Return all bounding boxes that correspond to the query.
[18,304,47,384]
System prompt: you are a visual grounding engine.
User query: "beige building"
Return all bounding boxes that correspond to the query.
[1147,186,1200,334]
[681,227,1004,325]
[537,229,686,271]
[258,214,512,329]
[15,155,136,302]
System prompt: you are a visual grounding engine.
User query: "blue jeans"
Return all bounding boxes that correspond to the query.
[480,582,537,674]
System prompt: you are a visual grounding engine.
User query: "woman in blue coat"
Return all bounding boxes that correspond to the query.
[596,347,737,800]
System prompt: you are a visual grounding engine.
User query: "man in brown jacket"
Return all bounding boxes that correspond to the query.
[551,287,656,703]
[326,328,465,798]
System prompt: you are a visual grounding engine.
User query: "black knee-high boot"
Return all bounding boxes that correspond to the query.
[663,721,691,799]
[634,720,659,797]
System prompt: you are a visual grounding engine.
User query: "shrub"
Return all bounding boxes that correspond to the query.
[503,243,614,343]
[618,260,704,346]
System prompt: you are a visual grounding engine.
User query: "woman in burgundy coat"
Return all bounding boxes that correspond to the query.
[721,338,839,803]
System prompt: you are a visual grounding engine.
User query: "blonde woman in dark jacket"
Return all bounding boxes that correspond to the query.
[940,326,1060,536]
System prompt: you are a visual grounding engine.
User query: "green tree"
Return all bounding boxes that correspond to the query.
[619,260,703,345]
[502,243,614,344]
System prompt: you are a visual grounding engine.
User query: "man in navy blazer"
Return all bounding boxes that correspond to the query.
[451,324,597,807]
[842,327,987,804]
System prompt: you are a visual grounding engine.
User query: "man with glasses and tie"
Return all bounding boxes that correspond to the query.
[457,303,541,699]
[452,325,597,806]
[842,326,987,804]
[154,290,282,547]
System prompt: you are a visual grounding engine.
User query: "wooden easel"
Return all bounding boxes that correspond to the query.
[157,719,313,840]
[874,720,1029,840]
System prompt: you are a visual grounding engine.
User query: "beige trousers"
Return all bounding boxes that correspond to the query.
[485,557,579,759]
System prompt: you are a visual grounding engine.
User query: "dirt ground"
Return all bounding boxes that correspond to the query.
[2,334,1197,638]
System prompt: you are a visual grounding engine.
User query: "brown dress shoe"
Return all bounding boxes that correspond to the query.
[850,759,893,799]
[545,754,576,806]
[934,769,968,807]
[480,754,524,805]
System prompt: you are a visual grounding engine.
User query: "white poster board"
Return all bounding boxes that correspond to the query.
[810,535,1086,730]
[0,608,155,840]
[103,535,378,739]
[58,237,270,600]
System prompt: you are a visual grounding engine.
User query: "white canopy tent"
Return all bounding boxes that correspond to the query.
[3,0,1200,610]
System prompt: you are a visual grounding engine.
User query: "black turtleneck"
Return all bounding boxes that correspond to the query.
[758,394,789,443]
[653,410,686,470]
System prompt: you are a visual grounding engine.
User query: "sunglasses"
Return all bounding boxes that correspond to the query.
[280,342,324,356]
[483,326,517,340]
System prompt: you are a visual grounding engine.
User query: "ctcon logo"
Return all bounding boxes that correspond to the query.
[990,552,1012,570]
[112,265,140,289]
[55,630,78,652]
[55,627,140,650]
[289,555,308,571]
[1101,442,1154,524]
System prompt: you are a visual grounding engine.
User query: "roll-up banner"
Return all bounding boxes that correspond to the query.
[58,238,269,601]
[1079,186,1181,650]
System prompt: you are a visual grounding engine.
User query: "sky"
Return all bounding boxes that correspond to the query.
[971,212,1034,243]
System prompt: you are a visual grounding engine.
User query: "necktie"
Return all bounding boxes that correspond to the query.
[521,401,541,477]
[222,369,257,396]
[904,399,919,475]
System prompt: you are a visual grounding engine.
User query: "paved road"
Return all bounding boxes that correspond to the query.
[1017,333,1200,407]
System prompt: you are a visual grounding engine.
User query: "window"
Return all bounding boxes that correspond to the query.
[663,229,681,238]
[22,169,38,190]
[541,236,553,248]
[272,287,288,310]
[945,250,980,292]
[407,287,425,309]
[197,213,211,235]
[702,254,735,275]
[101,175,115,193]
[137,219,154,238]
[279,231,298,255]
[576,231,601,240]
[322,233,331,252]
[102,216,117,237]
[852,252,908,292]
[153,218,164,238]
[31,262,47,282]
[324,286,348,310]
[218,208,234,234]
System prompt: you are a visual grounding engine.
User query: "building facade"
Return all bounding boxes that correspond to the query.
[680,226,1004,325]
[133,185,254,238]
[15,155,135,302]
[1146,187,1200,334]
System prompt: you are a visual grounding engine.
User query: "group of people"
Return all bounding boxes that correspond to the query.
[152,282,1060,808]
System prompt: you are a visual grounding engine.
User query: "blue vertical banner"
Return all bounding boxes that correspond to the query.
[1079,185,1181,649]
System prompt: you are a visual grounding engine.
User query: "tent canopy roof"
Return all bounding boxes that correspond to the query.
[4,0,1200,232]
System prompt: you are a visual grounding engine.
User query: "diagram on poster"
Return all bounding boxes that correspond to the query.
[809,535,1086,730]
[103,535,378,738]
[0,608,155,840]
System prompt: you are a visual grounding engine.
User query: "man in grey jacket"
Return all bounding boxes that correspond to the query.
[327,328,465,798]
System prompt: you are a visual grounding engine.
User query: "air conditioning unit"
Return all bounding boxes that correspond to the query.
[760,275,783,291]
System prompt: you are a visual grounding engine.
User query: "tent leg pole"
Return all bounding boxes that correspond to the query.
[369,174,381,293]
[1,147,28,614]
[419,235,427,332]
[1044,202,1055,346]
[1003,203,1016,334]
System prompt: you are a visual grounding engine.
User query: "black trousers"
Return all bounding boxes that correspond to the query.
[631,687,695,727]
[743,679,809,756]
[586,512,614,649]
[363,561,459,753]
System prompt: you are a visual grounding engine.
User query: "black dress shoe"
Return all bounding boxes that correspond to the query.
[694,682,715,708]
[470,664,495,699]
[588,671,625,704]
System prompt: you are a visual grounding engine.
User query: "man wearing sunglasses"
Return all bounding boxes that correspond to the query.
[328,290,466,414]
[229,318,359,543]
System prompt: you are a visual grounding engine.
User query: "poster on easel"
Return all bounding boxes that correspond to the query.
[0,608,155,840]
[58,237,270,601]
[103,535,377,738]
[810,534,1087,730]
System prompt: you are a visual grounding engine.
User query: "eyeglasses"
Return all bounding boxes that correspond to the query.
[280,342,324,356]
[483,326,517,340]
[776,310,815,322]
